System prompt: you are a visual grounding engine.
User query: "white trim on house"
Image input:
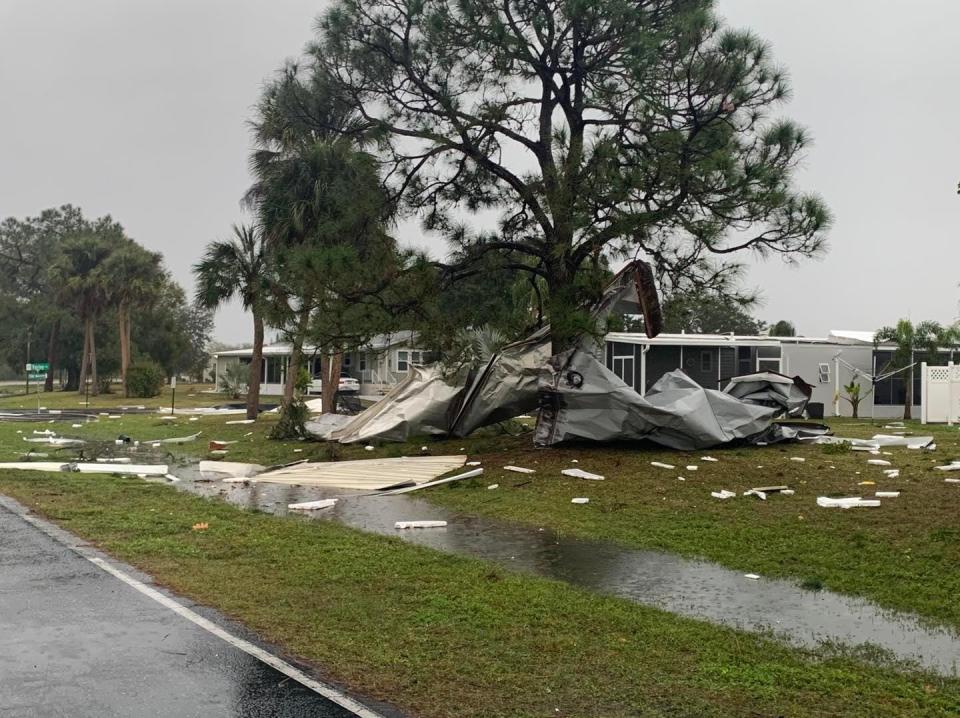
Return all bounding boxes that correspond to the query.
[211,332,430,396]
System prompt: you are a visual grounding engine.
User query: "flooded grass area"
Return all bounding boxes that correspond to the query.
[173,467,960,676]
[2,469,960,718]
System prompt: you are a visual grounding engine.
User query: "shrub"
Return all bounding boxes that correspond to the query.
[218,363,248,400]
[126,362,166,398]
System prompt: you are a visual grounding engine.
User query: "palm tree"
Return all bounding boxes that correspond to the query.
[194,225,270,420]
[103,240,163,396]
[48,233,118,395]
[874,319,958,420]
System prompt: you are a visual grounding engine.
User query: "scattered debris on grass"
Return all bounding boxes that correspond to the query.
[817,496,881,509]
[744,573,761,580]
[650,462,674,469]
[561,468,604,481]
[571,497,590,504]
[743,485,790,500]
[875,491,900,498]
[288,499,338,511]
[711,490,736,499]
[504,465,536,474]
[375,467,484,495]
[395,520,447,529]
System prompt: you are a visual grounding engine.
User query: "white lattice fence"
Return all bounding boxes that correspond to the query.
[922,362,960,424]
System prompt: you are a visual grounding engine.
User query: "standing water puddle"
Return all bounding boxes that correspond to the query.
[173,466,959,675]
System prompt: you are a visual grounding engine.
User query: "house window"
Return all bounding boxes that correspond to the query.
[359,356,367,372]
[757,358,780,374]
[818,363,831,383]
[343,354,352,368]
[265,356,284,384]
[700,351,713,373]
[397,351,409,372]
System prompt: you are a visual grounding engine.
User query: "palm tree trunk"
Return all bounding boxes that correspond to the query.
[283,304,311,405]
[44,319,60,392]
[320,350,343,414]
[89,316,99,396]
[246,313,264,420]
[78,315,91,392]
[119,300,130,396]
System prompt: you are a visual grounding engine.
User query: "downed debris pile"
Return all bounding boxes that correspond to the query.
[300,260,830,451]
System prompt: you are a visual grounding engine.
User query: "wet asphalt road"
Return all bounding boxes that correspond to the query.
[0,504,362,718]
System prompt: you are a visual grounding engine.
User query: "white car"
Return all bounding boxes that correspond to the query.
[309,375,360,395]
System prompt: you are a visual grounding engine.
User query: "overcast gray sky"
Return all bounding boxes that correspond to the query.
[2,1,958,344]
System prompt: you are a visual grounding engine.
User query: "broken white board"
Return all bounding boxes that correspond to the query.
[561,468,604,481]
[570,497,590,504]
[156,432,202,444]
[503,465,536,474]
[817,496,881,509]
[22,436,85,447]
[375,468,484,495]
[288,499,338,511]
[711,490,736,499]
[395,520,447,529]
[650,462,674,469]
[0,462,168,476]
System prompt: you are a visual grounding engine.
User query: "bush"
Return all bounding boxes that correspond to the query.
[126,362,166,398]
[218,363,248,400]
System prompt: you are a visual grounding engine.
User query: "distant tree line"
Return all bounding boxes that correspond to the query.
[0,205,212,396]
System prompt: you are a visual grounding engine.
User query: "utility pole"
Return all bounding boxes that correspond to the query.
[25,328,31,396]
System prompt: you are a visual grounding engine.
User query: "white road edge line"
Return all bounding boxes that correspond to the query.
[1,500,384,718]
[86,555,386,718]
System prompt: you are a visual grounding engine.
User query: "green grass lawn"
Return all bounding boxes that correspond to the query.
[1,413,959,632]
[0,383,236,410]
[0,469,957,717]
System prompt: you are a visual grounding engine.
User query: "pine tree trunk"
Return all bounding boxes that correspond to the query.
[246,314,264,420]
[547,261,577,355]
[89,316,99,396]
[78,315,91,392]
[320,351,343,414]
[44,319,60,392]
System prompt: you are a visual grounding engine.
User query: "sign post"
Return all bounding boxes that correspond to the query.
[25,362,48,397]
[170,375,176,416]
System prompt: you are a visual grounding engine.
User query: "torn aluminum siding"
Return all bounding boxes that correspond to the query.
[723,372,813,417]
[317,260,660,444]
[535,350,793,450]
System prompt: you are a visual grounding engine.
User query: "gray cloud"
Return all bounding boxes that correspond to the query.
[1,0,957,344]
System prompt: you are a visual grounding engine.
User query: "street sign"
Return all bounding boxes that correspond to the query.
[25,362,49,373]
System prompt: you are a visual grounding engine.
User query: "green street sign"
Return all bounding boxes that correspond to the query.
[26,362,49,372]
